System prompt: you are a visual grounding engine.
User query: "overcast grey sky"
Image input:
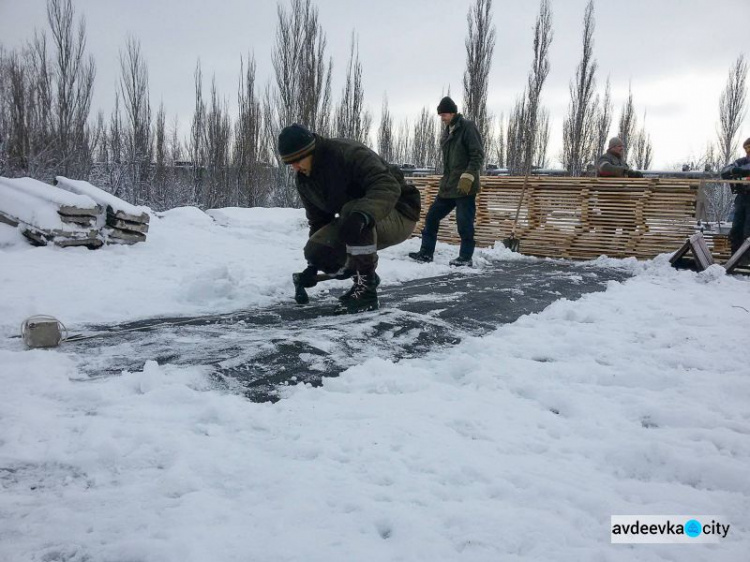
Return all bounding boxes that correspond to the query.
[1,0,748,168]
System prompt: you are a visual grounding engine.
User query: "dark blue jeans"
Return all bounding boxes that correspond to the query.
[729,192,750,254]
[420,195,476,258]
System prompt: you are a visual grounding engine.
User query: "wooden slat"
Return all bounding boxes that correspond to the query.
[410,175,731,261]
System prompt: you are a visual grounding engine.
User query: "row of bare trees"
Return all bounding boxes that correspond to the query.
[1,0,747,213]
[0,0,94,182]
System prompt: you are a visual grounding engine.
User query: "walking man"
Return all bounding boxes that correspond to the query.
[278,123,421,313]
[409,96,484,267]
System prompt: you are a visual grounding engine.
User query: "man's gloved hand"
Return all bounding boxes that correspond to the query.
[458,172,475,195]
[626,169,644,178]
[339,212,371,245]
[296,265,318,288]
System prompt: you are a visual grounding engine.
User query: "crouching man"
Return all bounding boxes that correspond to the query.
[278,123,421,313]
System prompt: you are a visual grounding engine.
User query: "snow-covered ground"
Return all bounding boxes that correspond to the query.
[1,206,748,561]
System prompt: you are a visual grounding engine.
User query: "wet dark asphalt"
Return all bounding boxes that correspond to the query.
[68,260,631,402]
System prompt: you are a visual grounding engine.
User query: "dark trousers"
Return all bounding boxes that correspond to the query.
[729,193,750,253]
[420,195,476,258]
[304,202,416,274]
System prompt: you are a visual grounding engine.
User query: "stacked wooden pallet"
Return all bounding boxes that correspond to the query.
[55,176,150,245]
[410,176,730,261]
[0,176,102,248]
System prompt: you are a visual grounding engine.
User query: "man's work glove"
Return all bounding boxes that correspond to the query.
[458,172,475,195]
[339,212,372,245]
[292,265,318,305]
[296,265,318,288]
[626,169,644,178]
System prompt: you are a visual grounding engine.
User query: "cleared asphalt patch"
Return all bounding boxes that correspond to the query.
[67,260,631,401]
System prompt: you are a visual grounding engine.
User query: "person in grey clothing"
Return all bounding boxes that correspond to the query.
[596,137,643,178]
[409,96,484,267]
[720,136,750,255]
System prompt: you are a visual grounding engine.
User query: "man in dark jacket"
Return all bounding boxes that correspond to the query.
[596,137,643,178]
[278,123,421,313]
[720,136,750,255]
[409,96,484,267]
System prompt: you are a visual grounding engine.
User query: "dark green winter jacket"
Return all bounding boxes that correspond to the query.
[439,114,484,198]
[295,136,421,235]
[596,150,631,177]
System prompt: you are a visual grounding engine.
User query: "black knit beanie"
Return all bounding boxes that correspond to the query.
[278,123,316,163]
[437,96,458,115]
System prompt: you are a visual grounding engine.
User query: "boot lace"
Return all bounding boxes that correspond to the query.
[350,273,369,299]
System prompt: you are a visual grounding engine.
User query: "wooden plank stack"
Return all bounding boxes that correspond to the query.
[410,175,731,262]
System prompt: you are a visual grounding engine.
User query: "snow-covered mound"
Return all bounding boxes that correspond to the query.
[1,205,748,561]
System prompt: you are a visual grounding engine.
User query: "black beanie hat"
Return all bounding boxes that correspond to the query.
[437,96,458,115]
[278,123,316,163]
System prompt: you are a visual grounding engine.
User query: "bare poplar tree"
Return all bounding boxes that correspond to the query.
[428,117,442,171]
[103,92,125,196]
[506,0,553,174]
[377,96,395,163]
[3,51,31,174]
[717,54,747,165]
[234,54,266,207]
[562,0,598,176]
[317,67,333,138]
[593,76,613,163]
[631,112,653,170]
[119,36,152,204]
[535,108,551,169]
[168,116,182,164]
[23,35,54,178]
[167,115,186,209]
[335,32,371,144]
[462,0,496,142]
[492,113,506,167]
[45,0,95,179]
[264,0,333,206]
[0,47,7,173]
[204,77,231,208]
[506,98,524,172]
[190,61,206,206]
[91,110,106,163]
[394,118,411,165]
[411,107,434,167]
[152,102,168,210]
[617,86,636,162]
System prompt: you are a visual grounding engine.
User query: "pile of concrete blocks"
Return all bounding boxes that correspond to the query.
[55,177,150,245]
[0,176,150,248]
[0,176,103,248]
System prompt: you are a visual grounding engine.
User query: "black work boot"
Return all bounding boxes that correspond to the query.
[339,272,379,313]
[449,256,473,267]
[338,272,380,302]
[408,250,433,263]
